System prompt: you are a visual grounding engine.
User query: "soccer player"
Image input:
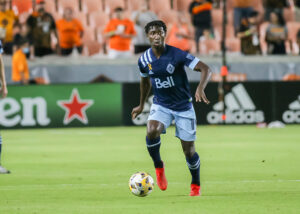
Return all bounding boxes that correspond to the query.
[0,40,9,174]
[131,20,211,196]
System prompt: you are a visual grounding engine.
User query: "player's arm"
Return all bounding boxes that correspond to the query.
[0,54,8,98]
[131,77,151,119]
[193,61,211,104]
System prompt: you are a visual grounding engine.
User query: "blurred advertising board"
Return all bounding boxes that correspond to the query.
[122,82,300,125]
[0,84,122,129]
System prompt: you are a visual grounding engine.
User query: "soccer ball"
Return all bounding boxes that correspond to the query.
[129,172,154,197]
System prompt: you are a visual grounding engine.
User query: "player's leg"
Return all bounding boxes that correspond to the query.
[181,140,201,196]
[147,120,164,168]
[147,120,168,190]
[146,104,173,191]
[174,107,200,196]
[0,134,10,174]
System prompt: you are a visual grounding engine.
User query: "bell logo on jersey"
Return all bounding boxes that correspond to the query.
[155,76,175,89]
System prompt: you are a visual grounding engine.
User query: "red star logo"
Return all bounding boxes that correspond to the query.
[57,89,94,125]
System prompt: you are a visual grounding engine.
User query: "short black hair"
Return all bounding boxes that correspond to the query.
[144,20,167,34]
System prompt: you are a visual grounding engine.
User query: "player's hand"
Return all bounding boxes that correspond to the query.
[195,86,210,104]
[131,105,144,120]
[0,86,8,98]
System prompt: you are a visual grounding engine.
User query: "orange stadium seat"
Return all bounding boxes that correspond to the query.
[82,0,103,13]
[149,0,171,14]
[283,8,295,23]
[89,11,109,28]
[212,9,223,27]
[127,0,144,11]
[286,22,300,54]
[73,12,88,27]
[212,9,233,28]
[83,40,102,56]
[174,0,193,12]
[251,0,264,22]
[214,25,235,41]
[199,39,220,55]
[52,11,62,21]
[211,73,247,82]
[286,22,300,42]
[226,0,234,12]
[104,0,125,14]
[44,0,56,14]
[259,21,269,55]
[12,0,32,14]
[283,74,300,81]
[96,26,106,44]
[18,11,30,24]
[58,0,80,13]
[225,38,241,52]
[82,26,96,42]
[158,10,178,26]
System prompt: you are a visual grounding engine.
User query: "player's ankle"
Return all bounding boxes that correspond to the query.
[154,160,164,168]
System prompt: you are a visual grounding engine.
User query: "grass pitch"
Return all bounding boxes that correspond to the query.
[0,125,299,214]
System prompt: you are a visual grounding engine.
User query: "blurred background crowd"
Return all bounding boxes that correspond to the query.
[1,0,300,58]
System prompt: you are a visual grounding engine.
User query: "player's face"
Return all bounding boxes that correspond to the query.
[147,26,166,48]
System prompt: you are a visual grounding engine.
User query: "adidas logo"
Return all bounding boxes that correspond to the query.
[207,84,265,124]
[282,95,300,123]
[149,70,154,75]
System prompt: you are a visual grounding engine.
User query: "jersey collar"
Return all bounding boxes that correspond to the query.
[150,44,168,61]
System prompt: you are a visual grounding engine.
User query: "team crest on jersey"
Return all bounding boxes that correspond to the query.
[166,63,175,74]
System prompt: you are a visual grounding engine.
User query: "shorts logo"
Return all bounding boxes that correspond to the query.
[166,63,175,74]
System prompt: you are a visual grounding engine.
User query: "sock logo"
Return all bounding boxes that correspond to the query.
[207,84,265,124]
[282,95,300,123]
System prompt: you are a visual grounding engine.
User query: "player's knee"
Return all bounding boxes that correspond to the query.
[184,150,195,159]
[147,126,161,139]
[182,144,195,158]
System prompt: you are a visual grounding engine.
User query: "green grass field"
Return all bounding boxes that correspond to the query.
[0,125,299,214]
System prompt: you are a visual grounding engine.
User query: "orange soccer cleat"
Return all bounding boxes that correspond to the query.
[155,165,168,191]
[189,184,201,196]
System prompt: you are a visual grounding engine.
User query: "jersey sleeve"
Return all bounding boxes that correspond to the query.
[178,50,200,70]
[138,56,148,77]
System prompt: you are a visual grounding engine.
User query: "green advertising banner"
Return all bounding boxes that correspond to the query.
[0,84,122,129]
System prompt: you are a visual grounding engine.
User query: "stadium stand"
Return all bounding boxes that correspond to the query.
[82,0,103,13]
[104,0,125,14]
[158,10,178,26]
[89,11,109,28]
[127,0,144,11]
[173,0,193,12]
[58,0,80,14]
[12,0,32,14]
[149,0,171,14]
[2,0,300,56]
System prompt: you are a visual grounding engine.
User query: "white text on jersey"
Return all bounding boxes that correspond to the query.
[155,77,175,89]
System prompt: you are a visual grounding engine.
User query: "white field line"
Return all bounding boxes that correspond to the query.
[0,180,300,191]
[47,130,102,135]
